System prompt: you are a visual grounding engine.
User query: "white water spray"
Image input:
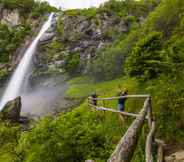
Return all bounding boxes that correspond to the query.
[0,13,54,110]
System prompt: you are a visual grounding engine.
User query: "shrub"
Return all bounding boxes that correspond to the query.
[88,46,124,81]
[16,106,115,162]
[0,24,31,63]
[0,121,20,162]
[125,31,166,80]
[0,0,55,18]
[144,0,184,37]
[147,76,184,142]
[88,30,138,81]
[65,54,80,75]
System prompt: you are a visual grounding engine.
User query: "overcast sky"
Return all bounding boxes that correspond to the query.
[40,0,108,9]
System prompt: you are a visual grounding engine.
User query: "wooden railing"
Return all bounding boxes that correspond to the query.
[87,95,165,162]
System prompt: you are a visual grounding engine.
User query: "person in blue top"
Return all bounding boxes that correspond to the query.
[117,88,128,111]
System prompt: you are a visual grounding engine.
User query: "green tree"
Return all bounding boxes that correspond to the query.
[125,31,165,80]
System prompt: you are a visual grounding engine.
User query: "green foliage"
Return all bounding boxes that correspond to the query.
[88,31,138,81]
[0,0,55,65]
[103,27,120,40]
[0,121,20,162]
[0,23,31,63]
[125,31,166,80]
[56,15,64,36]
[31,1,56,19]
[145,75,184,142]
[15,77,141,162]
[99,0,160,18]
[144,0,184,37]
[16,108,118,162]
[44,40,63,61]
[0,0,35,13]
[0,0,56,17]
[1,0,184,162]
[65,8,97,19]
[0,69,8,80]
[65,54,80,75]
[166,36,184,66]
[88,45,124,81]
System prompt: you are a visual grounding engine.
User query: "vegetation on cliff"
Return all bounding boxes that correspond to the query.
[0,0,56,81]
[0,0,55,17]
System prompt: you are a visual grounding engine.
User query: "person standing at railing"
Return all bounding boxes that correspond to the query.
[117,88,128,111]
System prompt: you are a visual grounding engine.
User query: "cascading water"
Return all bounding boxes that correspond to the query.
[0,13,54,110]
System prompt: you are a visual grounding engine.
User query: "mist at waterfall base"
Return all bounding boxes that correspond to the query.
[0,13,69,117]
[21,76,69,117]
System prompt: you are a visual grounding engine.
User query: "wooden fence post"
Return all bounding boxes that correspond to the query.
[146,121,156,162]
[147,96,153,129]
[157,144,164,162]
[155,139,165,162]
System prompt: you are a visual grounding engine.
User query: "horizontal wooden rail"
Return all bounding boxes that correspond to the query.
[108,98,149,162]
[88,95,150,101]
[89,104,139,118]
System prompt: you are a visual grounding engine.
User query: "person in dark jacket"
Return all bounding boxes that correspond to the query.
[117,88,128,111]
[91,92,98,106]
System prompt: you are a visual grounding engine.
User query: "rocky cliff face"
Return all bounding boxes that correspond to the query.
[35,10,143,76]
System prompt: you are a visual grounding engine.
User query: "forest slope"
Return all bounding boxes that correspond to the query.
[0,0,184,162]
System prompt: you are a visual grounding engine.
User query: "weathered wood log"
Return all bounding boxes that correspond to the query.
[146,121,156,162]
[157,144,163,162]
[155,139,165,162]
[147,97,153,129]
[88,95,150,101]
[108,98,149,162]
[89,104,139,118]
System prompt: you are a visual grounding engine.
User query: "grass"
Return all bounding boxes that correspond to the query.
[66,76,145,113]
[65,76,150,161]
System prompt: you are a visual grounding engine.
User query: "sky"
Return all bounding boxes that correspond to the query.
[40,0,108,9]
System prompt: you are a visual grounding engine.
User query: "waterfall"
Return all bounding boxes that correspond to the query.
[0,13,54,110]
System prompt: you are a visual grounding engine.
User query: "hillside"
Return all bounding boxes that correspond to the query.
[0,0,184,162]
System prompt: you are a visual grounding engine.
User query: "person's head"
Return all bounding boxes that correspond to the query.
[123,88,128,94]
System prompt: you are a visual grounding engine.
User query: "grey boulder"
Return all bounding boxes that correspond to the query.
[0,96,21,122]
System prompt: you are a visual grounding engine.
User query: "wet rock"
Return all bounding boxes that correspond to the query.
[85,160,94,162]
[0,96,21,122]
[39,32,55,42]
[79,21,90,31]
[54,60,65,68]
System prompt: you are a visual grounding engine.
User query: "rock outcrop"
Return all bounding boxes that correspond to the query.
[165,151,184,162]
[0,96,22,122]
[39,32,55,43]
[35,11,143,76]
[0,6,20,26]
